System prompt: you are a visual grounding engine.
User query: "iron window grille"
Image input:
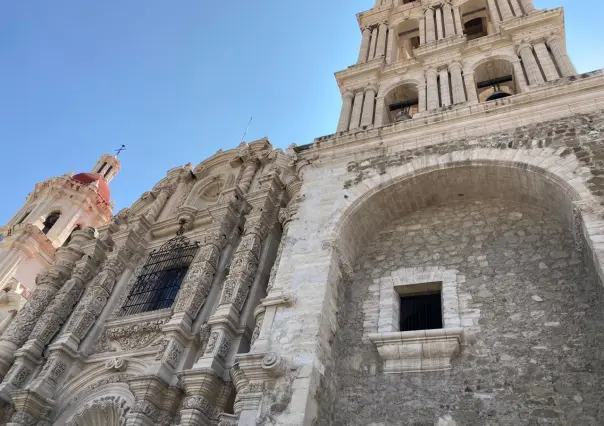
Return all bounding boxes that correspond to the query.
[120,232,199,316]
[400,292,443,332]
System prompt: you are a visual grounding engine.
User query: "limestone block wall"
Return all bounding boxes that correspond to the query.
[317,199,604,425]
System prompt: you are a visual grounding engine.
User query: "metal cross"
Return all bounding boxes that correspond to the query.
[115,144,126,156]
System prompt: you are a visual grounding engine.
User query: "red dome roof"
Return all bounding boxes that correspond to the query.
[72,173,111,202]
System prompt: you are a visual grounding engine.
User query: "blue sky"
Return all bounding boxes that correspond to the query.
[0,0,602,224]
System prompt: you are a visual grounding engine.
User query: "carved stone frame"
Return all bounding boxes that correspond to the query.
[367,266,465,373]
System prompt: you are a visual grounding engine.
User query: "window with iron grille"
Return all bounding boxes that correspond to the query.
[400,291,443,332]
[120,233,199,316]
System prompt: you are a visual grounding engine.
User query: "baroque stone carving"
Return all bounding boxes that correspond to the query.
[65,395,131,426]
[183,395,213,415]
[103,317,170,351]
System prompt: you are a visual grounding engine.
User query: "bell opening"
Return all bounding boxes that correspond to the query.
[486,90,512,102]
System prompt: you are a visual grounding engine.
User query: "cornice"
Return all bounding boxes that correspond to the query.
[335,57,384,91]
[301,70,604,163]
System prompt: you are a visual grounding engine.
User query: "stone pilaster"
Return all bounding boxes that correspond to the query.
[509,0,523,17]
[533,41,560,81]
[425,8,436,43]
[357,28,372,64]
[178,368,225,426]
[426,68,439,110]
[375,23,388,58]
[547,35,576,77]
[368,26,379,60]
[487,0,501,27]
[435,6,444,40]
[144,186,175,223]
[385,27,393,64]
[349,91,364,130]
[361,86,377,128]
[520,0,535,13]
[512,60,529,93]
[7,390,53,426]
[449,62,466,104]
[443,3,455,38]
[0,228,94,381]
[452,6,462,36]
[419,15,425,45]
[336,91,354,133]
[0,252,103,398]
[439,67,451,107]
[463,71,479,103]
[497,0,514,20]
[517,43,545,86]
[126,376,180,426]
[418,84,427,113]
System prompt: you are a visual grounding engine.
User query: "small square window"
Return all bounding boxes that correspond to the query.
[400,292,443,331]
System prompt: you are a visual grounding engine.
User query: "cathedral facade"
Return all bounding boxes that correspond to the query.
[1,0,604,425]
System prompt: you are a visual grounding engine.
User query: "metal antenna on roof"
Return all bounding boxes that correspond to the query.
[114,144,126,157]
[240,117,253,144]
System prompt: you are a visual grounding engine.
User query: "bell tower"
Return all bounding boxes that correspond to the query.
[0,154,119,304]
[335,0,576,132]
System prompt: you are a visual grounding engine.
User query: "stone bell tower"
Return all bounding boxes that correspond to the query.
[336,0,575,132]
[0,154,119,308]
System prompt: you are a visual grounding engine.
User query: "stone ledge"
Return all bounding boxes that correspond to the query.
[368,328,463,374]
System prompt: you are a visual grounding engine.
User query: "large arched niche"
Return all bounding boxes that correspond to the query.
[52,383,134,426]
[331,150,604,284]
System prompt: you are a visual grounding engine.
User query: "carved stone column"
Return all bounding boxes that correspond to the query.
[511,60,528,93]
[349,91,364,130]
[385,28,393,64]
[336,91,354,132]
[360,86,377,128]
[426,68,439,110]
[144,186,174,223]
[463,71,479,103]
[425,8,436,43]
[443,3,455,38]
[419,15,425,45]
[517,43,545,86]
[126,376,180,426]
[438,67,451,107]
[375,23,388,58]
[435,6,444,40]
[452,6,462,36]
[533,41,560,81]
[6,390,53,426]
[509,0,523,17]
[449,62,466,104]
[487,0,501,27]
[547,35,576,77]
[357,27,372,63]
[520,0,535,13]
[418,84,427,113]
[497,0,514,20]
[368,26,379,60]
[0,228,93,381]
[0,253,102,398]
[178,368,225,426]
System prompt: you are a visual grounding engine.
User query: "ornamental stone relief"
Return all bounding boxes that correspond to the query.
[93,317,169,353]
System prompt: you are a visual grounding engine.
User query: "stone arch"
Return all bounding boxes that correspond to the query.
[53,383,134,426]
[468,53,520,73]
[472,58,518,102]
[184,173,235,210]
[380,80,422,125]
[329,148,604,282]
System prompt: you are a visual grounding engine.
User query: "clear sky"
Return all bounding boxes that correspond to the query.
[1,0,602,224]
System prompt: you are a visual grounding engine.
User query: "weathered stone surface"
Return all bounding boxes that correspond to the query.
[317,200,604,425]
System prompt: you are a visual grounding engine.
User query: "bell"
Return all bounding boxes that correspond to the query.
[394,110,412,122]
[486,90,511,101]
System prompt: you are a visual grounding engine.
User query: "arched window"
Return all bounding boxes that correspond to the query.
[120,232,199,316]
[63,225,81,247]
[42,212,61,235]
[104,165,113,178]
[16,210,31,225]
[97,162,107,173]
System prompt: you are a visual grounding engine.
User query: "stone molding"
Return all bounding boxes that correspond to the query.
[368,328,463,373]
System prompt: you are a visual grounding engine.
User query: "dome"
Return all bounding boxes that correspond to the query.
[72,173,111,202]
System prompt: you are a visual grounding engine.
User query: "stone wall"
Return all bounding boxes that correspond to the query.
[317,199,604,425]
